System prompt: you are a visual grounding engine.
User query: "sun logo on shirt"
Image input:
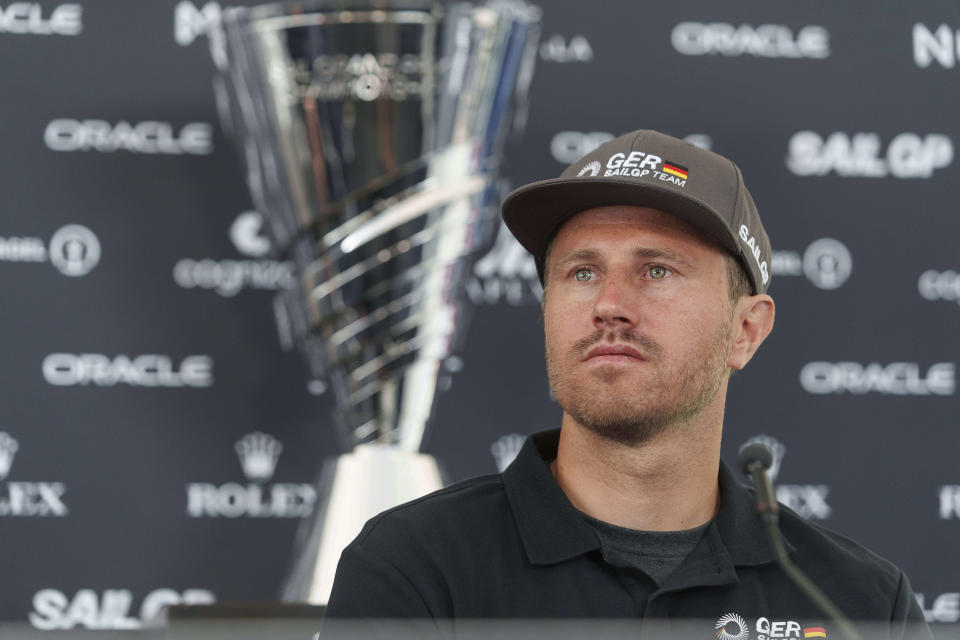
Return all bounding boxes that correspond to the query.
[715,612,750,640]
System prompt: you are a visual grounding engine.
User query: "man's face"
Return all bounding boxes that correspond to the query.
[543,205,737,446]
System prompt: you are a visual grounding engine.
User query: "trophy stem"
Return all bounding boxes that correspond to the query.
[282,445,445,605]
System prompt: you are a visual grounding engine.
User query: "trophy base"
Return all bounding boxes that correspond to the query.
[281,445,445,606]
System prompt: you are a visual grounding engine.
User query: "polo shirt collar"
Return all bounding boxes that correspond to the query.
[501,429,793,568]
[502,429,601,565]
[714,452,796,566]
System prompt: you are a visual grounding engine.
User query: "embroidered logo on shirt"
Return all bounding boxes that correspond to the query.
[716,616,829,640]
[716,613,750,640]
[756,616,824,640]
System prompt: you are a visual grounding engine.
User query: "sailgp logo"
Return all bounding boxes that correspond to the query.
[714,614,827,640]
[577,160,601,177]
[786,131,953,178]
[756,617,825,640]
[716,613,749,640]
[738,224,770,285]
[598,151,688,187]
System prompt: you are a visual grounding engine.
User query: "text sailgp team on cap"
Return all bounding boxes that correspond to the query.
[501,130,771,295]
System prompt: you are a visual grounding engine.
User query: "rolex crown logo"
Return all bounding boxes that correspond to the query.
[490,433,527,472]
[0,432,19,481]
[235,432,283,482]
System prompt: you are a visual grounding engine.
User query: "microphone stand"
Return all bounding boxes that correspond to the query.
[744,459,862,640]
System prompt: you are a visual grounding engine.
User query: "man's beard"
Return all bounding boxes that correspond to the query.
[545,316,733,447]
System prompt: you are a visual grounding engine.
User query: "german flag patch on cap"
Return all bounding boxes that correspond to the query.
[663,161,689,180]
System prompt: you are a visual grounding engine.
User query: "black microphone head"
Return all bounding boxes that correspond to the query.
[738,442,774,474]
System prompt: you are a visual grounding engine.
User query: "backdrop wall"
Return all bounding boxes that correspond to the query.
[0,0,958,631]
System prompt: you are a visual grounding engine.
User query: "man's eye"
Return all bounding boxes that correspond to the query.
[648,266,671,279]
[574,268,594,282]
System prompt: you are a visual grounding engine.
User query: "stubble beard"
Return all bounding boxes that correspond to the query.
[545,315,734,448]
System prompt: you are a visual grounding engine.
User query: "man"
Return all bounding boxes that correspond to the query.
[325,131,928,632]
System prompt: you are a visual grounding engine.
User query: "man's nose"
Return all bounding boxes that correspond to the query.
[592,275,635,329]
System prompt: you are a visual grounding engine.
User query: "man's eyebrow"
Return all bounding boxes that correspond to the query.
[631,246,694,266]
[553,249,600,265]
[553,247,694,267]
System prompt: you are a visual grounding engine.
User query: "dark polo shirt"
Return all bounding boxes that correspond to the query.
[326,429,928,634]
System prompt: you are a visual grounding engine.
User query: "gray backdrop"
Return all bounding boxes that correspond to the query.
[1,0,958,631]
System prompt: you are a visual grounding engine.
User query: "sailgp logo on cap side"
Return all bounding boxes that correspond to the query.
[598,151,688,187]
[739,224,770,285]
[577,160,601,177]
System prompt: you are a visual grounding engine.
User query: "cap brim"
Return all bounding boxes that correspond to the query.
[501,176,740,280]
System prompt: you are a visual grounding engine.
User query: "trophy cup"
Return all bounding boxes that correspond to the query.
[213,0,540,604]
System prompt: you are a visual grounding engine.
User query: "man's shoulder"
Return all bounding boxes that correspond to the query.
[778,505,903,588]
[351,473,514,553]
[328,473,520,618]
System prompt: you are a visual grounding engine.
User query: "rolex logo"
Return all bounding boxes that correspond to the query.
[0,432,19,481]
[186,432,313,518]
[0,432,68,517]
[235,432,282,482]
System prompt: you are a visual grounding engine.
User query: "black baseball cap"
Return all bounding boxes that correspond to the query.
[501,130,772,294]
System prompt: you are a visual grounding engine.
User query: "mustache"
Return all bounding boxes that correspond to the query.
[573,329,664,360]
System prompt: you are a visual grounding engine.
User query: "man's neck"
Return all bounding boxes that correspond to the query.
[550,405,724,532]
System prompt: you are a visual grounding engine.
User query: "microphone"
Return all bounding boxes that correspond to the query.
[738,443,778,522]
[738,442,862,640]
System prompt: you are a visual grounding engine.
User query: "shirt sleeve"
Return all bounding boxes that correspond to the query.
[890,572,933,640]
[324,541,434,618]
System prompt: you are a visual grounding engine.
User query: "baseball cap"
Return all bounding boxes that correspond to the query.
[501,130,772,294]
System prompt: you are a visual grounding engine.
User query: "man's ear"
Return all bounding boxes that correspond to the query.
[728,295,775,370]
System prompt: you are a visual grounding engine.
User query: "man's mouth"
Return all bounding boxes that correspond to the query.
[583,345,646,362]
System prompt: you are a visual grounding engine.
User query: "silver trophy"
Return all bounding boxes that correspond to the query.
[213,0,540,604]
